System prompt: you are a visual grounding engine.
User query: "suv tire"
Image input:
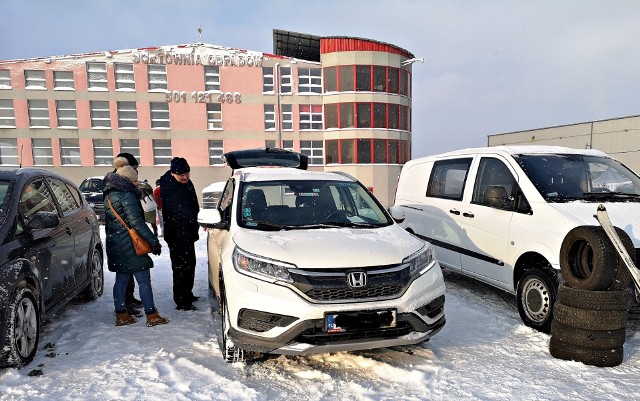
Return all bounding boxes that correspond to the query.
[560,226,618,291]
[219,281,245,363]
[0,285,40,368]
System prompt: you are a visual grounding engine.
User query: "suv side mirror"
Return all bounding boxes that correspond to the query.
[388,206,406,223]
[27,211,60,230]
[197,209,224,229]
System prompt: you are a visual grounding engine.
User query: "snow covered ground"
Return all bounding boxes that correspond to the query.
[1,227,639,400]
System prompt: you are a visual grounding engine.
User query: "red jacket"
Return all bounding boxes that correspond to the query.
[153,186,162,210]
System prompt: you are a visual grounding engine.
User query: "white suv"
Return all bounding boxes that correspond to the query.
[197,148,446,362]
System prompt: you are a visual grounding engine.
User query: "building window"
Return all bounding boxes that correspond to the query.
[25,70,46,89]
[325,139,410,165]
[374,139,387,163]
[115,63,135,90]
[356,65,371,91]
[281,104,292,130]
[32,138,53,166]
[339,66,354,92]
[28,99,50,127]
[388,104,399,129]
[388,67,399,94]
[60,138,81,165]
[282,140,294,151]
[339,103,354,128]
[399,69,409,97]
[148,64,167,91]
[0,138,19,165]
[208,140,224,165]
[374,103,386,128]
[263,67,274,93]
[324,104,338,129]
[280,67,291,94]
[0,70,11,89]
[299,105,322,130]
[356,103,371,128]
[150,102,170,129]
[90,101,111,128]
[264,104,275,130]
[357,139,372,164]
[265,140,276,148]
[56,100,77,128]
[0,99,15,127]
[54,71,74,90]
[374,66,386,92]
[117,101,138,129]
[206,103,222,130]
[93,139,113,166]
[87,62,107,90]
[324,66,337,93]
[119,139,139,161]
[298,68,322,94]
[153,139,172,165]
[300,140,323,165]
[204,66,220,91]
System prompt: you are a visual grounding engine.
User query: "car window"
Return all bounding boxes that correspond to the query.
[0,180,10,225]
[218,179,235,224]
[65,182,83,206]
[426,158,472,201]
[80,178,105,192]
[472,158,517,209]
[20,178,58,221]
[48,178,80,215]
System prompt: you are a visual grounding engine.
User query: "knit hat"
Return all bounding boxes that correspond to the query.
[170,157,190,174]
[116,165,138,183]
[116,152,139,167]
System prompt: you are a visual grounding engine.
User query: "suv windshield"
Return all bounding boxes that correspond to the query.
[79,178,105,193]
[238,180,392,230]
[515,153,640,202]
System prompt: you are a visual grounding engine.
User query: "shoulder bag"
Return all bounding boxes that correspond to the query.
[107,195,152,256]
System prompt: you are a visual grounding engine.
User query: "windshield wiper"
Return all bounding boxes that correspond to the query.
[243,220,288,230]
[582,192,640,201]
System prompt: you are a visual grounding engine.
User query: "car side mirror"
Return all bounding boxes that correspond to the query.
[388,206,406,223]
[27,211,60,230]
[198,208,224,229]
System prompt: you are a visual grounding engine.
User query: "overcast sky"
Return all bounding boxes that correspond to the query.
[2,0,639,157]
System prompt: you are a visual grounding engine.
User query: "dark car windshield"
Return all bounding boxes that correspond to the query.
[238,180,392,230]
[79,179,105,193]
[514,153,640,202]
[0,181,10,225]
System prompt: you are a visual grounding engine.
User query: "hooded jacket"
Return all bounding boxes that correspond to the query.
[158,170,200,244]
[103,172,160,273]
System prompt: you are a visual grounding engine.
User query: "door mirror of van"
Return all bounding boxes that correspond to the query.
[197,208,224,229]
[388,206,406,223]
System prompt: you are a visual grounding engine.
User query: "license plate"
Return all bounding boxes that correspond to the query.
[325,309,397,333]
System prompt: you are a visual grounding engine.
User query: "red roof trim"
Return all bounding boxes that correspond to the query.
[320,37,414,59]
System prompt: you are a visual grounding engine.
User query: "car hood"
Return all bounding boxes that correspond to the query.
[551,202,640,244]
[232,224,425,268]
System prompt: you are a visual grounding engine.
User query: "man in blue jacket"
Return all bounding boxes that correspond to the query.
[159,157,200,310]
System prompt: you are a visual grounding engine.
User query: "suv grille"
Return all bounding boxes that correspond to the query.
[288,263,411,303]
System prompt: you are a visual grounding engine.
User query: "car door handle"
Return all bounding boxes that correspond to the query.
[449,209,461,215]
[85,217,91,225]
[463,212,475,218]
[65,227,73,235]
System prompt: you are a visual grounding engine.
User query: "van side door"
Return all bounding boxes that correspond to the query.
[459,156,529,287]
[419,157,473,271]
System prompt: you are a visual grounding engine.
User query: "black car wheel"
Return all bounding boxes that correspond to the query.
[80,248,104,300]
[219,281,245,363]
[0,285,41,368]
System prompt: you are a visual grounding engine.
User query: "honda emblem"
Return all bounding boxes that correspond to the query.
[346,271,367,288]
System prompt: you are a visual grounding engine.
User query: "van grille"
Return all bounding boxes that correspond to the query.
[288,263,411,303]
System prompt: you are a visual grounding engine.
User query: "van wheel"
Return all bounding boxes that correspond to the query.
[516,268,558,333]
[560,226,617,291]
[0,285,41,368]
[219,282,244,363]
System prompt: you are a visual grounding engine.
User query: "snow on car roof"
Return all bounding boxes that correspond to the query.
[239,167,353,182]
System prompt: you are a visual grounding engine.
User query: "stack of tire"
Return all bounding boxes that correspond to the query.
[550,226,633,367]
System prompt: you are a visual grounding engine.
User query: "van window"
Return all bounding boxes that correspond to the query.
[426,158,472,201]
[472,158,518,210]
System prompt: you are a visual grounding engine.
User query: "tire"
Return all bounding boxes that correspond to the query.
[0,285,41,368]
[553,302,627,331]
[557,284,631,311]
[516,268,559,333]
[560,226,618,291]
[607,228,635,291]
[549,337,624,367]
[551,320,625,349]
[79,248,104,301]
[219,281,245,363]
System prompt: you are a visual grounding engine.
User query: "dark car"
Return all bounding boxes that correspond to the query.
[79,176,105,223]
[0,168,104,368]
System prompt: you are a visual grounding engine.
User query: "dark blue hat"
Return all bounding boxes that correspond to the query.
[170,157,190,174]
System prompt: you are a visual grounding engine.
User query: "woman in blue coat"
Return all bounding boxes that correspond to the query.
[104,158,168,327]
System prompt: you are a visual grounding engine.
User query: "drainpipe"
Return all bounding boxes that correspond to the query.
[275,62,282,148]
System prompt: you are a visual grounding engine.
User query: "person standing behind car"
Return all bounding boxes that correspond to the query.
[159,157,200,311]
[104,158,168,327]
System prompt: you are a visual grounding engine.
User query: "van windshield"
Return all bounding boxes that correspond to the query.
[514,153,640,202]
[238,180,392,230]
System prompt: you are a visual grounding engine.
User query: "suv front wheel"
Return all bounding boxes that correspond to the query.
[516,268,558,333]
[219,281,245,363]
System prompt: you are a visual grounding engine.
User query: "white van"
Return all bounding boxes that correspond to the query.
[393,145,640,332]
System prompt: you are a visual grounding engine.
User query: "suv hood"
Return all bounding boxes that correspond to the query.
[551,202,640,244]
[233,224,425,268]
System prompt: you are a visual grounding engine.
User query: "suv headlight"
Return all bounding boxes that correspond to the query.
[232,247,295,283]
[404,245,436,277]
